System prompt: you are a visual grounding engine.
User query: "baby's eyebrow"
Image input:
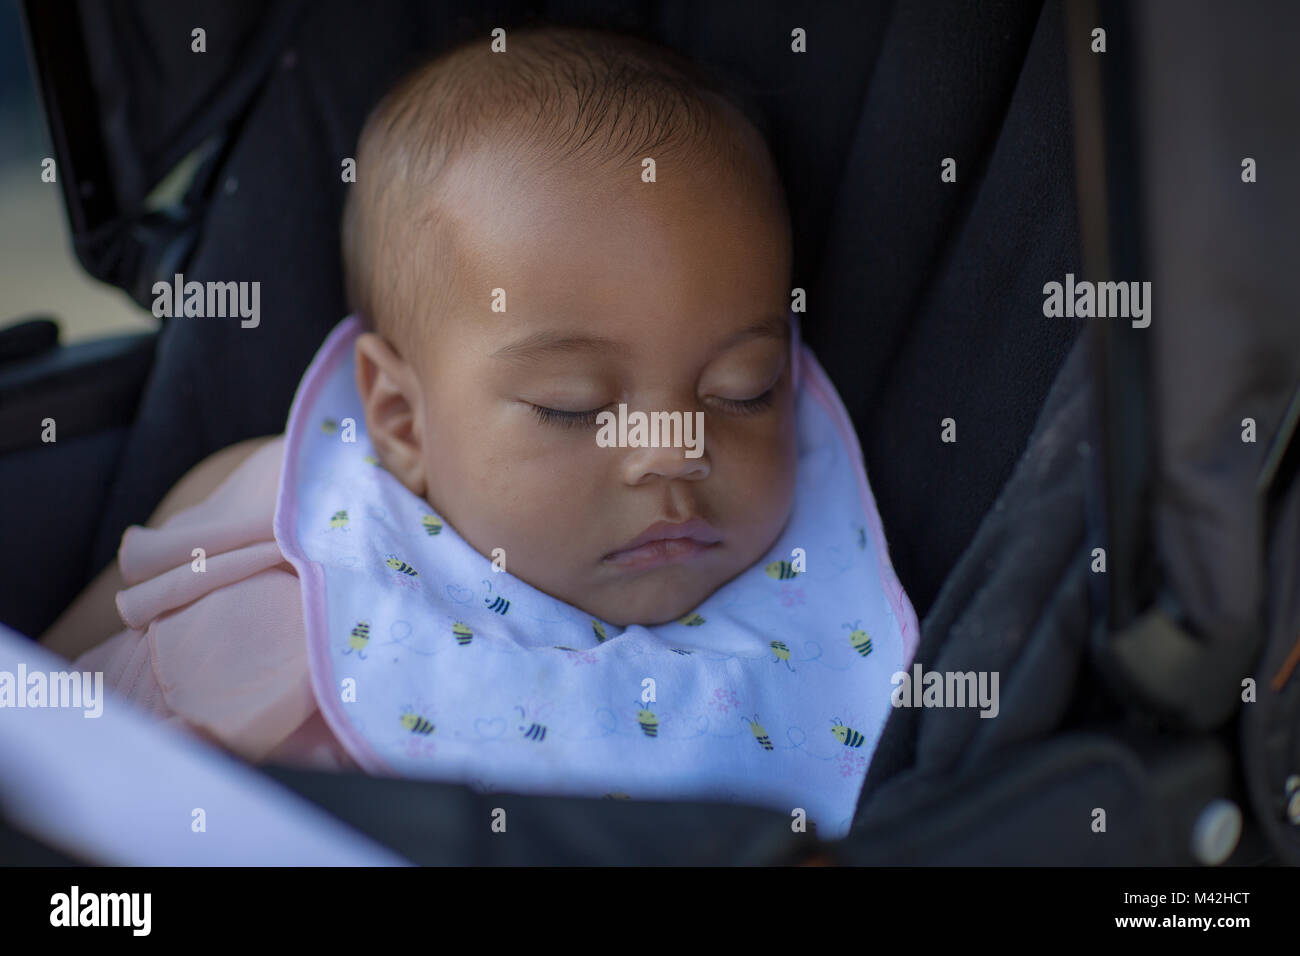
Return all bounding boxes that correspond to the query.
[492,330,629,364]
[491,314,789,365]
[716,314,790,351]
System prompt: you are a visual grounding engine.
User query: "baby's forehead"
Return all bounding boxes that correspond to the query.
[432,136,780,246]
[376,120,788,358]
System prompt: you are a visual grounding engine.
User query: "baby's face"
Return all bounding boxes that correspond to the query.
[388,150,795,626]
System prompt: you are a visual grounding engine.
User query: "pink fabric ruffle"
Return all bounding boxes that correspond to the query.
[74,436,357,771]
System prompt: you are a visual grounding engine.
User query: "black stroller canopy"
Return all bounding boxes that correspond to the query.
[6,0,1299,865]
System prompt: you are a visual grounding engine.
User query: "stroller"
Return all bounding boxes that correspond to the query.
[1,0,1297,865]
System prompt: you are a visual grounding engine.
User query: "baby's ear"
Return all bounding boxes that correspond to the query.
[353,333,428,497]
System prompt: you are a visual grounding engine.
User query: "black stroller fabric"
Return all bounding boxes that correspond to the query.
[84,0,1083,626]
[847,331,1165,862]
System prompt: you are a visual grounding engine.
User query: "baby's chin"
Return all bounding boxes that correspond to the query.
[572,560,740,628]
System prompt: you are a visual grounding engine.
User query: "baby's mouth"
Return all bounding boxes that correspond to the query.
[602,518,722,571]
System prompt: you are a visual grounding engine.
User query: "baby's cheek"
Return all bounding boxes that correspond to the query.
[732,430,798,559]
[429,427,511,524]
[735,427,796,504]
[482,446,598,556]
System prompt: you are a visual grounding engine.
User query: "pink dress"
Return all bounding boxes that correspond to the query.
[74,436,359,771]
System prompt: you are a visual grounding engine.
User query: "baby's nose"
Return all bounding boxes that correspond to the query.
[621,444,711,484]
[614,411,710,482]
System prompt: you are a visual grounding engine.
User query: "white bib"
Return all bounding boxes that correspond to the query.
[274,315,917,839]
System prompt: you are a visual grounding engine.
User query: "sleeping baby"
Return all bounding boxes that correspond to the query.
[58,25,917,839]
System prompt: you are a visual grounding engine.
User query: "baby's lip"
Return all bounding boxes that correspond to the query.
[603,517,723,561]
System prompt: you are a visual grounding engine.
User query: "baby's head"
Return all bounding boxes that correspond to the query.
[342,26,796,626]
